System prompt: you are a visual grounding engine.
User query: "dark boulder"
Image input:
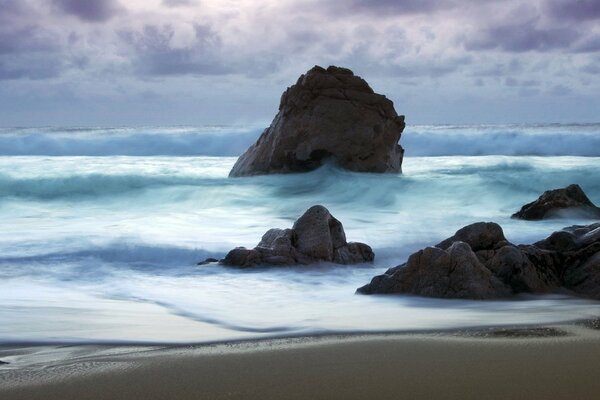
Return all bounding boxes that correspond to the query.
[229,65,405,177]
[358,241,510,299]
[358,221,600,300]
[220,205,374,268]
[512,184,600,220]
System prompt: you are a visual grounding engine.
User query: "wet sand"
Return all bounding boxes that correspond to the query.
[1,324,600,400]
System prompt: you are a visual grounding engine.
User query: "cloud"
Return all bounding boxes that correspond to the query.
[465,21,581,52]
[120,24,231,76]
[574,35,600,53]
[339,0,452,15]
[548,84,573,96]
[546,0,600,21]
[162,0,197,6]
[52,0,122,22]
[0,25,61,55]
[0,55,63,80]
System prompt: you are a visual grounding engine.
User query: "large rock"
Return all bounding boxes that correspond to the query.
[358,221,600,300]
[546,223,600,299]
[358,242,510,299]
[220,205,374,267]
[229,65,405,177]
[512,184,600,220]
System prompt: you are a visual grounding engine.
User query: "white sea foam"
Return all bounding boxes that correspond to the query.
[0,125,599,343]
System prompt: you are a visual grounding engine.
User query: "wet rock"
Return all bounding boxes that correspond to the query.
[564,251,600,299]
[220,205,374,267]
[229,65,405,177]
[487,245,560,293]
[358,221,600,300]
[436,222,508,251]
[512,184,600,220]
[197,257,219,266]
[358,241,510,299]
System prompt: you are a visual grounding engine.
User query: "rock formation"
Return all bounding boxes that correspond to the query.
[357,221,600,300]
[512,184,600,220]
[220,205,374,267]
[229,65,405,177]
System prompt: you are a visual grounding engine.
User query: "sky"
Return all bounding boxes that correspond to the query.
[0,0,599,126]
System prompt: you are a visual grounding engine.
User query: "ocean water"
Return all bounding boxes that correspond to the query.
[1,124,600,343]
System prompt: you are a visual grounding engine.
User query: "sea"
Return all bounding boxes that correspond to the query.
[1,123,599,343]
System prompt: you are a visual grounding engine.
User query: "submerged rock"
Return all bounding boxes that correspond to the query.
[229,65,405,177]
[512,184,600,220]
[358,221,600,300]
[220,205,374,267]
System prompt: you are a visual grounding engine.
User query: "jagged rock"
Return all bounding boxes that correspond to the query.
[358,242,510,299]
[552,223,600,299]
[229,65,405,177]
[358,221,600,300]
[486,245,560,293]
[436,222,508,251]
[512,184,600,220]
[220,205,374,267]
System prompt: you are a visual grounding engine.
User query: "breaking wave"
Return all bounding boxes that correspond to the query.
[1,123,600,156]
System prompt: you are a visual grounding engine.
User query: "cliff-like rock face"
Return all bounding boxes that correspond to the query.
[512,184,600,220]
[229,65,405,177]
[357,222,600,300]
[220,205,374,267]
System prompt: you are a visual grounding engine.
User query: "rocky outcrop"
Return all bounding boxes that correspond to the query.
[537,223,600,299]
[220,205,374,267]
[512,184,600,220]
[357,222,600,300]
[229,65,405,177]
[358,241,510,299]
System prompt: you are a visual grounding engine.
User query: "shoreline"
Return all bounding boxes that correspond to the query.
[2,321,600,400]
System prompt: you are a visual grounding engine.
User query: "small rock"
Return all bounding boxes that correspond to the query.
[512,184,600,220]
[197,257,219,266]
[221,205,374,268]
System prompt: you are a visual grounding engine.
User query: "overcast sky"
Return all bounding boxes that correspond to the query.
[0,0,599,126]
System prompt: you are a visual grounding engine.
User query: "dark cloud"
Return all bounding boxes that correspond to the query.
[548,84,573,96]
[465,21,580,52]
[322,0,454,16]
[52,0,122,22]
[0,26,60,55]
[546,0,600,21]
[505,77,540,87]
[471,59,523,77]
[0,1,64,80]
[582,65,600,74]
[121,24,231,76]
[574,35,600,53]
[162,0,197,6]
[0,56,63,80]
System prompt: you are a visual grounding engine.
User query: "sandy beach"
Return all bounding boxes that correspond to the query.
[2,323,600,400]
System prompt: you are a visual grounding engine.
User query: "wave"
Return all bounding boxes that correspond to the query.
[403,124,600,156]
[0,126,261,156]
[1,157,599,206]
[1,123,600,156]
[0,242,222,280]
[0,173,231,199]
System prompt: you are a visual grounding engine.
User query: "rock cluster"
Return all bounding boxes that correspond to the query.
[357,221,600,300]
[221,205,374,267]
[229,65,405,177]
[512,184,600,220]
